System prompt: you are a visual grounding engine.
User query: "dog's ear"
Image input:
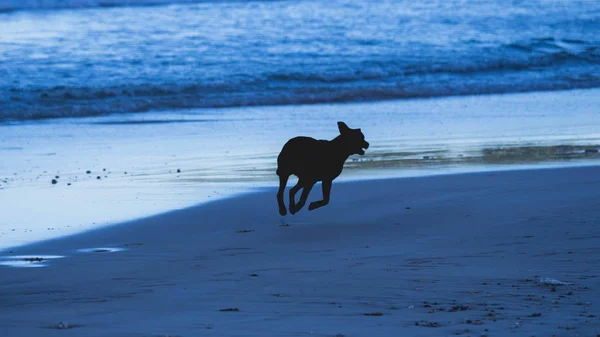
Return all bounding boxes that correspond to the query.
[337,121,350,134]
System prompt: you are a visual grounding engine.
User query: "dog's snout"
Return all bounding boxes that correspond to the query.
[363,141,369,149]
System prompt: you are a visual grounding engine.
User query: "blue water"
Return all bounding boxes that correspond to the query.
[0,0,599,121]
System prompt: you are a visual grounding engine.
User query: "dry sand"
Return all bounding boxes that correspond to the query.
[0,166,599,336]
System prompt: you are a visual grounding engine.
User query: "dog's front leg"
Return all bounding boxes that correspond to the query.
[308,180,331,211]
[277,174,289,216]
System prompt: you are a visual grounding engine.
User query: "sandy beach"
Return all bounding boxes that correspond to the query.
[1,166,598,336]
[2,1,600,336]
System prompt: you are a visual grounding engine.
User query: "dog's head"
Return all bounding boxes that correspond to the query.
[338,121,369,155]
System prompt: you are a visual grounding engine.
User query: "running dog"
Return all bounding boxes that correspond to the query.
[276,121,369,215]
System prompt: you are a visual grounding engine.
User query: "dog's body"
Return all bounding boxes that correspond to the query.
[276,122,369,215]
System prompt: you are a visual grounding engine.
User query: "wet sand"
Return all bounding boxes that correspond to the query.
[2,88,600,250]
[0,166,599,336]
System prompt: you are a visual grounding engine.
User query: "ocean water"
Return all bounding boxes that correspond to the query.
[0,0,599,121]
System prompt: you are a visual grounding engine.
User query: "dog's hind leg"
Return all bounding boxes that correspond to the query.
[308,179,331,211]
[277,174,289,216]
[291,181,315,214]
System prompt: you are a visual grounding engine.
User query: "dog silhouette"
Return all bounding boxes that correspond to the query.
[276,121,369,215]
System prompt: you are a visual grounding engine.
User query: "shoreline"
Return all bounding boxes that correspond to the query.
[1,166,598,336]
[4,163,598,254]
[2,162,600,254]
[1,88,599,251]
